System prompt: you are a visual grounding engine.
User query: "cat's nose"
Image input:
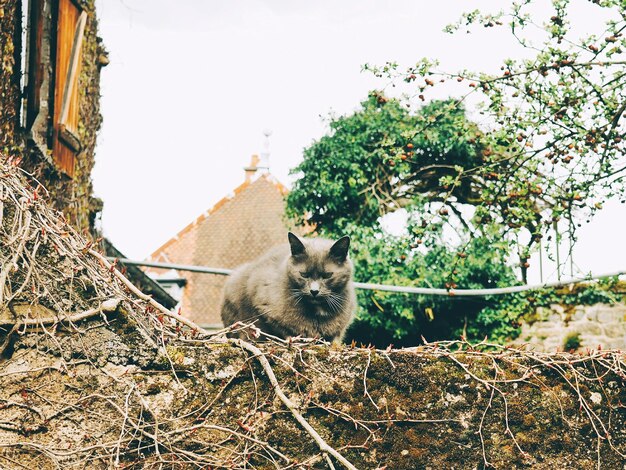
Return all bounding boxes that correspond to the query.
[310,281,320,297]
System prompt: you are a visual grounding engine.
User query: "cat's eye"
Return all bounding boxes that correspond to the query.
[300,272,311,278]
[321,272,333,279]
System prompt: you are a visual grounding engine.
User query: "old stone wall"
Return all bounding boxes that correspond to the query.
[519,303,626,351]
[0,157,624,469]
[1,0,106,233]
[0,0,22,155]
[3,325,626,469]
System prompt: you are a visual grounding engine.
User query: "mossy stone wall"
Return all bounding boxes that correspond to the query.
[0,0,22,156]
[520,303,626,352]
[2,323,625,469]
[1,0,105,233]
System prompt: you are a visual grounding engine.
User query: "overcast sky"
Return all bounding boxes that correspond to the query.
[92,0,626,283]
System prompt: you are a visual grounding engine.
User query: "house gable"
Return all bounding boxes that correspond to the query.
[148,173,290,325]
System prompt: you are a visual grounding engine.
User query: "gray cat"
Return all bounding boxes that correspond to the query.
[220,232,356,342]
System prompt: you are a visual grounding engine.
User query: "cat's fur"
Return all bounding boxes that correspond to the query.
[220,232,356,342]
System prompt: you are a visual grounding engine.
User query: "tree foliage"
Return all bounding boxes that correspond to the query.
[287,94,493,232]
[287,96,530,344]
[342,225,527,346]
[366,0,626,261]
[286,0,626,345]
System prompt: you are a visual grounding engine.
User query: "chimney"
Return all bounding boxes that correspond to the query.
[258,129,272,172]
[244,154,260,182]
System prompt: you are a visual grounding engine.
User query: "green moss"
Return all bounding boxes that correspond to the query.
[563,332,582,351]
[8,335,626,468]
[145,383,162,394]
[164,345,186,365]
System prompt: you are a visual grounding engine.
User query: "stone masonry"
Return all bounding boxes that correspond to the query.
[518,303,626,352]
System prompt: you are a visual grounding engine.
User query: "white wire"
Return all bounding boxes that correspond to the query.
[112,258,625,297]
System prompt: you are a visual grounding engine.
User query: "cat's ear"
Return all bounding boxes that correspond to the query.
[288,232,306,257]
[329,236,350,262]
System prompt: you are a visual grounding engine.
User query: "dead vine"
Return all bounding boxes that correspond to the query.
[0,161,625,469]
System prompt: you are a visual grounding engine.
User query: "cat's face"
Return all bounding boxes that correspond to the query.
[286,233,353,316]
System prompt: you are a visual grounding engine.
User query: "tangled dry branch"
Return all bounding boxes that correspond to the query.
[0,161,625,469]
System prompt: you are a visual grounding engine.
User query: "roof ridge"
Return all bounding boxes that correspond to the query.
[261,172,289,196]
[148,174,288,259]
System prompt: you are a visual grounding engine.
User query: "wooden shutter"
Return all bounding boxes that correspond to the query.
[52,0,86,178]
[25,0,45,130]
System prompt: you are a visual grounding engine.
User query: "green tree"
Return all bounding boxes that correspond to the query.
[287,0,626,345]
[365,0,626,271]
[342,224,526,346]
[288,94,496,233]
[287,94,525,345]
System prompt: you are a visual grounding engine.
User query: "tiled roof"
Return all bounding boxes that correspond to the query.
[147,173,291,325]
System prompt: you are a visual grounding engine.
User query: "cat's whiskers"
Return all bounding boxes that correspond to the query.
[328,291,345,303]
[289,289,305,307]
[325,296,339,313]
[325,291,345,313]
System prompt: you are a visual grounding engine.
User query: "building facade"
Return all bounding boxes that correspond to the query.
[1,0,108,233]
[148,159,292,326]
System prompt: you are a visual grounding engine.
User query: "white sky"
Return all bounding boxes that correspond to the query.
[92,0,626,284]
